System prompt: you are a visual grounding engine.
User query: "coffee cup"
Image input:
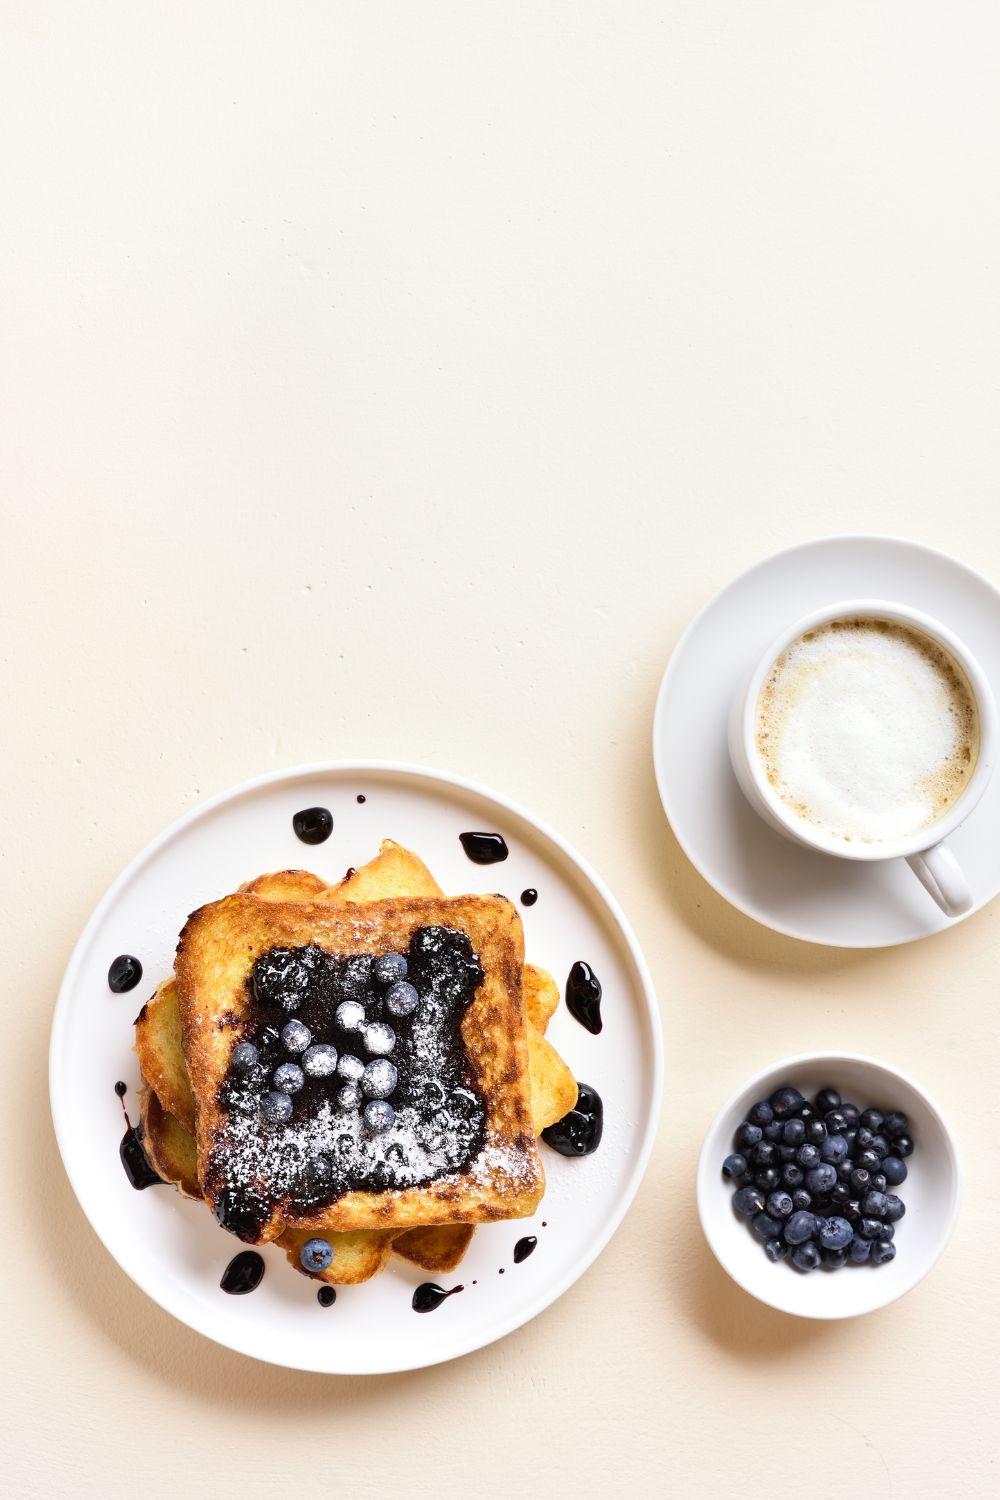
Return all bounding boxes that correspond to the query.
[728,600,997,918]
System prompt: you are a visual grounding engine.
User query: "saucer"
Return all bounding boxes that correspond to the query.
[653,536,1000,948]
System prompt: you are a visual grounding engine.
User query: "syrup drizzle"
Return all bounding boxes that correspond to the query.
[220,1251,265,1295]
[356,794,366,804]
[292,806,333,845]
[108,954,143,993]
[412,1282,464,1313]
[115,1083,165,1190]
[459,832,509,865]
[566,961,603,1034]
[317,1285,337,1307]
[520,888,538,907]
[541,1082,604,1157]
[514,1235,537,1263]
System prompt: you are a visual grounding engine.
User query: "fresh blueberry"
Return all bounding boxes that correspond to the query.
[752,1211,784,1241]
[763,1121,784,1142]
[753,1168,781,1192]
[302,1154,331,1188]
[820,1134,849,1165]
[879,1221,895,1241]
[879,1155,907,1187]
[840,1103,861,1127]
[337,1082,362,1109]
[273,1062,304,1094]
[858,1217,883,1240]
[893,1133,915,1159]
[884,1111,909,1139]
[723,1153,748,1180]
[806,1164,838,1195]
[363,1099,395,1133]
[822,1248,848,1270]
[857,1149,881,1173]
[824,1110,848,1134]
[733,1186,766,1217]
[870,1173,887,1193]
[796,1143,821,1170]
[764,1238,788,1263]
[385,980,419,1018]
[361,1058,397,1099]
[871,1238,896,1266]
[843,1198,862,1222]
[792,1189,813,1212]
[883,1194,906,1223]
[797,1102,816,1121]
[769,1086,805,1119]
[301,1043,338,1079]
[299,1238,334,1272]
[818,1215,853,1251]
[856,1126,874,1151]
[260,1090,293,1124]
[337,1053,364,1082]
[783,1210,818,1245]
[790,1242,821,1272]
[806,1119,828,1145]
[777,1144,797,1163]
[280,1020,312,1054]
[373,952,408,986]
[782,1164,804,1189]
[815,1088,841,1114]
[748,1101,774,1127]
[231,1041,258,1071]
[860,1108,885,1132]
[766,1191,793,1219]
[850,1168,872,1194]
[753,1141,779,1167]
[830,1182,852,1206]
[335,1000,366,1032]
[782,1119,806,1146]
[870,1133,890,1159]
[363,1022,396,1057]
[849,1235,872,1263]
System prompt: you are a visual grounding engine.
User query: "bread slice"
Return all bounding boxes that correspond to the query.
[175,891,544,1243]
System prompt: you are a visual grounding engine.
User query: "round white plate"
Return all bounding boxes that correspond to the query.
[653,535,1000,947]
[50,762,661,1373]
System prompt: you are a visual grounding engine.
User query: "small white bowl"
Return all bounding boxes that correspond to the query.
[697,1052,960,1319]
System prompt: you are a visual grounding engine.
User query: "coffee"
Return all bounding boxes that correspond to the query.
[755,616,980,844]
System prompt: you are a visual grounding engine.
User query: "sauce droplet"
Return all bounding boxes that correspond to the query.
[566,961,603,1034]
[459,831,509,865]
[520,888,538,907]
[114,1080,127,1097]
[108,954,143,993]
[412,1281,464,1313]
[115,1083,165,1190]
[317,1285,337,1307]
[541,1082,604,1157]
[356,794,366,804]
[514,1235,537,1263]
[221,1251,265,1295]
[292,806,333,845]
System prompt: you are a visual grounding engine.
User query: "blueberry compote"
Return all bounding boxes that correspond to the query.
[210,927,488,1242]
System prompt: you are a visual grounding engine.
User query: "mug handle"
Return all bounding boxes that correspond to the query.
[906,841,974,918]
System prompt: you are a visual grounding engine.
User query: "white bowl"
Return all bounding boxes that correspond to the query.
[697,1053,960,1319]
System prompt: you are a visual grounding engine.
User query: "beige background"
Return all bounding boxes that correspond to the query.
[3,3,999,1495]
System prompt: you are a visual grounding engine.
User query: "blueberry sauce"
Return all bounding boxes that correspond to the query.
[459,832,509,865]
[317,1285,337,1307]
[292,806,333,845]
[565,961,603,1034]
[115,1085,165,1190]
[513,1235,537,1263]
[541,1082,604,1157]
[220,1251,265,1295]
[356,794,366,804]
[108,954,143,993]
[520,888,538,907]
[412,1282,464,1313]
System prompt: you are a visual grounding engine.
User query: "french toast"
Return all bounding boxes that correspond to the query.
[176,891,544,1243]
[135,841,576,1280]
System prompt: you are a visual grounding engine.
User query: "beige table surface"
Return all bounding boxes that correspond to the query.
[3,4,999,1495]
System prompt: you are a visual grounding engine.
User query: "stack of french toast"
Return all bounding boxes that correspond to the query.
[134,839,578,1286]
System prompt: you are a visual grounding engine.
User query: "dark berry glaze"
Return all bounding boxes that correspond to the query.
[108,954,143,993]
[565,962,603,1034]
[220,1251,265,1294]
[513,1234,537,1263]
[541,1082,604,1157]
[520,889,538,907]
[412,1282,464,1313]
[292,806,333,845]
[459,832,509,865]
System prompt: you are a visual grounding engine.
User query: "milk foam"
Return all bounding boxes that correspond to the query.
[755,618,979,844]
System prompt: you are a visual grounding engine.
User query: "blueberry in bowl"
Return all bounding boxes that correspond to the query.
[697,1053,959,1319]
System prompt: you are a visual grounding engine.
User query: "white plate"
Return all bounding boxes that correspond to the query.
[653,535,1000,947]
[50,762,661,1373]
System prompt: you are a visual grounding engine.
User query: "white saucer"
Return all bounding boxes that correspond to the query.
[50,762,661,1373]
[653,536,1000,948]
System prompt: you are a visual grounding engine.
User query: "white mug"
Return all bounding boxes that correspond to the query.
[728,599,997,918]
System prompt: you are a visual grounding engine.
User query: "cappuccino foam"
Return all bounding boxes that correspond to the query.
[755,617,979,844]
